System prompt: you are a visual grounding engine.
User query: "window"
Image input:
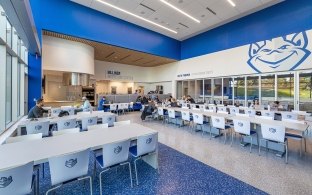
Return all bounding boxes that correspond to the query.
[6,19,12,48]
[111,86,117,95]
[299,72,312,112]
[261,74,275,106]
[223,78,233,105]
[247,76,259,106]
[204,79,212,103]
[277,73,294,110]
[127,87,132,94]
[177,81,182,99]
[214,78,222,104]
[195,80,203,102]
[233,77,245,106]
[6,53,12,125]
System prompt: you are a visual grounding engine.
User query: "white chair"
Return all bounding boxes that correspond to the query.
[211,116,232,143]
[87,123,109,131]
[229,107,239,115]
[231,119,258,153]
[259,124,288,163]
[190,104,197,110]
[261,110,275,118]
[168,109,181,127]
[101,115,115,127]
[181,103,188,108]
[113,120,131,127]
[26,121,50,137]
[157,107,168,124]
[193,113,210,136]
[0,162,34,195]
[218,106,227,112]
[129,102,134,112]
[57,118,77,130]
[181,111,192,128]
[282,118,306,156]
[123,103,129,113]
[199,105,205,111]
[208,106,217,112]
[81,116,98,131]
[245,109,256,117]
[52,128,80,136]
[129,133,158,185]
[117,103,123,114]
[255,115,274,120]
[6,133,42,144]
[95,139,133,194]
[46,149,92,195]
[109,104,117,113]
[51,108,61,117]
[281,112,298,120]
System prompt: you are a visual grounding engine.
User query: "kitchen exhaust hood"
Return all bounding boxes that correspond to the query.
[63,72,90,86]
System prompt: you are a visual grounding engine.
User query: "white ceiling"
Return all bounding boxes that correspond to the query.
[71,0,284,41]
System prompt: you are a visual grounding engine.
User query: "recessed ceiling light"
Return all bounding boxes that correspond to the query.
[227,0,236,7]
[96,0,177,34]
[159,0,200,23]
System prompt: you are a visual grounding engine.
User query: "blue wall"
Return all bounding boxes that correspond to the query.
[28,54,42,111]
[29,0,180,60]
[181,0,312,59]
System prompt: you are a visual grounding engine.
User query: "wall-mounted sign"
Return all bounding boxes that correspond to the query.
[107,70,121,75]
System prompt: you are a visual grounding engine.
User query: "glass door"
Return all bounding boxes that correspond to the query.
[213,78,222,104]
[204,79,212,103]
[233,77,245,106]
[298,72,312,112]
[277,73,294,111]
[247,76,259,107]
[261,74,275,108]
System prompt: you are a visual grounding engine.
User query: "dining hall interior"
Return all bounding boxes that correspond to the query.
[0,0,312,194]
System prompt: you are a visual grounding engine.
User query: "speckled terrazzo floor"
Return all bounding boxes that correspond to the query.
[39,143,265,195]
[38,112,312,194]
[118,112,312,195]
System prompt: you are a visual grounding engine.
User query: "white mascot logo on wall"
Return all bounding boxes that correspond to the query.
[247,32,311,73]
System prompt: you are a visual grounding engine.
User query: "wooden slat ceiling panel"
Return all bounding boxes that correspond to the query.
[43,31,176,67]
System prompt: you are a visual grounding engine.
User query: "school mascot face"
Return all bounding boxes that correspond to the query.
[247,32,310,73]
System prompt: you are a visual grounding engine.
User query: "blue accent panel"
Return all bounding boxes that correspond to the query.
[28,53,42,111]
[181,0,312,59]
[29,0,180,60]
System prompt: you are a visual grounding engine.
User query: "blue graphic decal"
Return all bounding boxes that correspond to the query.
[0,176,12,188]
[247,32,311,73]
[65,158,77,168]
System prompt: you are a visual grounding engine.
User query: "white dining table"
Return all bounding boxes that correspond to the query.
[17,112,117,135]
[0,123,158,194]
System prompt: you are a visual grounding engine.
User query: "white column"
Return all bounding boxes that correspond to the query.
[0,46,6,132]
[20,64,25,116]
[171,80,177,98]
[12,57,18,121]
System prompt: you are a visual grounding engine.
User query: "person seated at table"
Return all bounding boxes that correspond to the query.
[170,98,179,107]
[141,100,156,121]
[81,97,92,112]
[141,95,149,105]
[163,98,171,107]
[186,95,195,103]
[27,98,48,119]
[98,96,106,111]
[136,95,142,102]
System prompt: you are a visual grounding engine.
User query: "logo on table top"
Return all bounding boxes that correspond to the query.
[269,128,276,133]
[0,176,13,188]
[114,146,122,154]
[35,125,42,131]
[88,119,93,124]
[64,122,70,127]
[247,32,311,73]
[146,138,152,144]
[65,158,77,168]
[238,122,244,127]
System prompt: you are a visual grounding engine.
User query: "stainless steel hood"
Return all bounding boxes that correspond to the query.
[63,72,90,86]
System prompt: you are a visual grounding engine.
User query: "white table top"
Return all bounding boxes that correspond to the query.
[159,106,309,132]
[18,112,116,127]
[0,123,157,170]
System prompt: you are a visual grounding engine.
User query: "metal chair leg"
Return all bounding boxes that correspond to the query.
[134,158,139,186]
[250,136,253,153]
[231,132,235,147]
[285,141,288,164]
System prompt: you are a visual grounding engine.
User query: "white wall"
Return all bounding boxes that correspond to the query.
[42,35,95,74]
